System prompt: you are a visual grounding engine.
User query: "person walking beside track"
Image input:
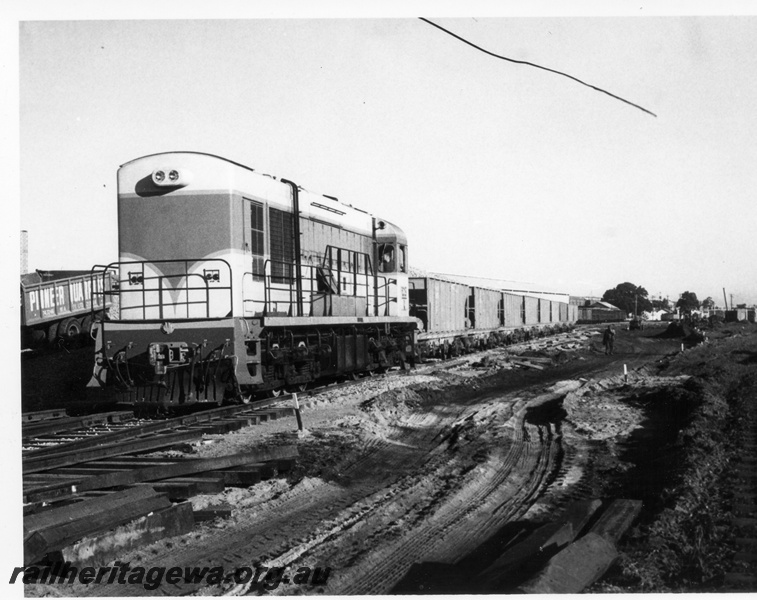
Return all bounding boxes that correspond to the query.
[603,325,616,355]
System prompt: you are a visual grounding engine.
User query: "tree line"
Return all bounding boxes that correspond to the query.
[600,282,717,317]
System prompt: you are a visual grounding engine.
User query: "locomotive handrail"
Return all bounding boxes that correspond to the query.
[262,256,391,318]
[374,277,395,316]
[91,258,233,320]
[263,259,316,317]
[87,265,119,318]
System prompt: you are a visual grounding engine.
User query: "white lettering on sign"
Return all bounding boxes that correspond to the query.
[28,290,38,313]
[70,281,84,304]
[41,287,54,309]
[56,285,66,306]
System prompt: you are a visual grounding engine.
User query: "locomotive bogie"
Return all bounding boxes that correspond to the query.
[250,317,416,395]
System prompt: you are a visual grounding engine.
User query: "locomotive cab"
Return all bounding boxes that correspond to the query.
[374,219,410,317]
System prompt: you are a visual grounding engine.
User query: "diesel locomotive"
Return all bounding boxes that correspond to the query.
[86,151,577,405]
[87,152,417,403]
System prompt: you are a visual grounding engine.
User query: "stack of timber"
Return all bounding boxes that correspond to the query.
[22,409,69,423]
[509,356,550,371]
[476,498,643,593]
[21,403,301,569]
[23,446,298,568]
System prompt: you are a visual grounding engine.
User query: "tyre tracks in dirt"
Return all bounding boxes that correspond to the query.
[234,381,582,596]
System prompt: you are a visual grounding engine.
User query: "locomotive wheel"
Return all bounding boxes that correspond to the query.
[287,383,308,393]
[266,387,283,398]
[58,317,82,340]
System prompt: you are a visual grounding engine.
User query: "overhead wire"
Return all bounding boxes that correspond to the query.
[419,17,657,118]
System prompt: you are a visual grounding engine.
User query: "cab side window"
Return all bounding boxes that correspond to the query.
[378,243,395,273]
[399,245,407,273]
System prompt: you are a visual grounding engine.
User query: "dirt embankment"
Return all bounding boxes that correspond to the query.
[588,322,757,592]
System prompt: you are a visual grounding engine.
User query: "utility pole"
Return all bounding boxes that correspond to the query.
[723,288,729,310]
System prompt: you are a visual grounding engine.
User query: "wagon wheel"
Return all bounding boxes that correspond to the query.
[58,317,82,341]
[29,329,46,347]
[266,387,284,399]
[287,383,308,393]
[80,315,93,337]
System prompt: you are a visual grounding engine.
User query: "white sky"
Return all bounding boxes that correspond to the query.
[8,3,757,307]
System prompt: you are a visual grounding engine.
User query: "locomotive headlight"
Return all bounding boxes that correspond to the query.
[152,168,192,187]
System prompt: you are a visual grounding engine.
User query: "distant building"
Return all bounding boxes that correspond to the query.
[642,309,672,321]
[725,307,752,322]
[577,300,626,323]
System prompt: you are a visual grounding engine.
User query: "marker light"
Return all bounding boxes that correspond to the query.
[168,170,179,182]
[153,170,165,183]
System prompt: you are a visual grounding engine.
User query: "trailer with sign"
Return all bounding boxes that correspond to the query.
[21,270,113,347]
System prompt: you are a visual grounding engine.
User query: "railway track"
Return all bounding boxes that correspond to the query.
[22,368,421,518]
